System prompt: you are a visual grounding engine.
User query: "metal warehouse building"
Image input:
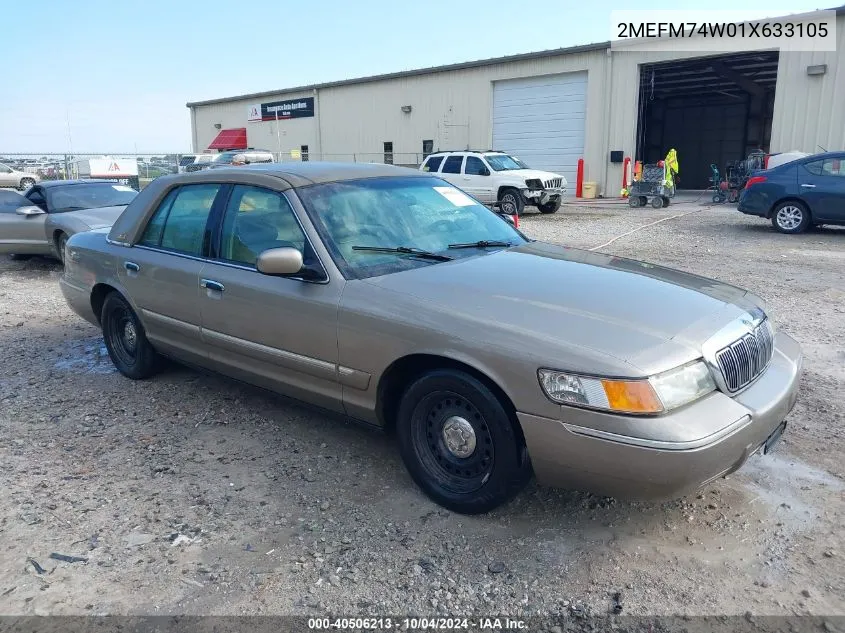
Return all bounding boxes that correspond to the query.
[187,8,844,194]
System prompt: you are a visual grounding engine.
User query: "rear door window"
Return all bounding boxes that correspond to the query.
[140,184,221,256]
[464,156,488,175]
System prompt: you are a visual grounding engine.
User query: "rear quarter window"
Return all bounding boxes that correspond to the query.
[422,156,443,173]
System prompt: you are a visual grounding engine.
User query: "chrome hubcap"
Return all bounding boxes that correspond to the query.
[123,321,137,350]
[441,416,476,458]
[777,206,802,229]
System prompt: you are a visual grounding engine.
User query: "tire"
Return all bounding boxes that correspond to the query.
[396,369,531,514]
[628,196,641,208]
[18,177,35,191]
[651,196,664,209]
[771,201,810,234]
[537,198,561,214]
[100,292,161,379]
[57,233,69,265]
[498,188,525,217]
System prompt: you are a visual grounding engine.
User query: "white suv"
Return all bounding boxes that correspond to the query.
[420,150,566,215]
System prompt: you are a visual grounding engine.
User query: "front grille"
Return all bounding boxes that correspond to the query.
[715,319,774,392]
[544,178,562,189]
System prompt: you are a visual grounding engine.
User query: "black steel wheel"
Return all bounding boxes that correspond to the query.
[396,369,531,514]
[101,292,161,379]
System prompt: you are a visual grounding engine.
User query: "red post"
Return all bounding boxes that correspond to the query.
[576,158,584,198]
[622,156,631,191]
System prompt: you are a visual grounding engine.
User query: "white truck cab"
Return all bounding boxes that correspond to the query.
[420,150,567,215]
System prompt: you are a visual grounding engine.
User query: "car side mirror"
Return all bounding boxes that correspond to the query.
[16,205,45,216]
[256,247,304,276]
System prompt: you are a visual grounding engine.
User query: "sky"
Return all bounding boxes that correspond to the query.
[1,0,832,154]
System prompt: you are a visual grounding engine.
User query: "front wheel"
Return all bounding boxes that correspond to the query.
[651,196,664,209]
[396,369,531,514]
[101,292,161,379]
[536,198,561,214]
[498,189,525,216]
[57,233,69,264]
[771,201,810,234]
[18,178,36,191]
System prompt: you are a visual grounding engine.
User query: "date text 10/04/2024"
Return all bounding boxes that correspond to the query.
[307,618,528,630]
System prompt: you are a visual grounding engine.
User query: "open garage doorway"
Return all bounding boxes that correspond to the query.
[635,51,779,190]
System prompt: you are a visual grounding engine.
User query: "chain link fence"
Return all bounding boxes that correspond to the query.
[0,151,429,190]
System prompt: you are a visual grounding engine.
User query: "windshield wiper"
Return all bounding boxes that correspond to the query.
[447,240,513,250]
[351,245,453,261]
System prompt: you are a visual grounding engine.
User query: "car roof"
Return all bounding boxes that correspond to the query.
[799,151,845,161]
[426,150,508,157]
[175,161,427,187]
[108,163,433,244]
[37,179,119,189]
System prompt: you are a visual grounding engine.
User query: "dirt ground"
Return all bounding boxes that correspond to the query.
[0,199,842,620]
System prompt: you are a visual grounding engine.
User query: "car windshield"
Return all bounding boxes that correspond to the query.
[47,183,138,213]
[297,176,526,279]
[485,154,525,171]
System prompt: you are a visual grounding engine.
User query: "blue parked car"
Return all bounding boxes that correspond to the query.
[738,151,845,234]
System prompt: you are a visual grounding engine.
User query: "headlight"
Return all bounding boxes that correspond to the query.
[525,179,543,189]
[538,360,716,415]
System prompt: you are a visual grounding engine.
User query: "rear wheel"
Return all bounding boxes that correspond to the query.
[537,198,561,214]
[498,188,525,216]
[396,369,531,514]
[651,196,664,209]
[772,201,810,234]
[628,196,642,208]
[18,177,35,191]
[101,292,161,379]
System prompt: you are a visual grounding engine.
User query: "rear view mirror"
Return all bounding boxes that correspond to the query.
[256,247,304,276]
[16,205,45,216]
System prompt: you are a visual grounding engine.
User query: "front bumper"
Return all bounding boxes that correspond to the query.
[523,188,566,204]
[519,331,803,500]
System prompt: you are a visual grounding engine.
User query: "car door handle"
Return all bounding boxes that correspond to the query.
[800,183,816,188]
[200,279,224,293]
[124,261,140,272]
[463,176,471,180]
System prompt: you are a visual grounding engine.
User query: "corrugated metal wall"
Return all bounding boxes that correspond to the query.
[771,14,845,153]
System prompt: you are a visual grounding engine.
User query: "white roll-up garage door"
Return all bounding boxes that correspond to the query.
[492,72,587,186]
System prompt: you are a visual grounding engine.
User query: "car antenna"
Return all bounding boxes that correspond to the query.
[817,145,828,152]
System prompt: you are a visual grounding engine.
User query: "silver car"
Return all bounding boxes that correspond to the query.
[0,163,39,190]
[0,180,137,261]
[58,163,802,513]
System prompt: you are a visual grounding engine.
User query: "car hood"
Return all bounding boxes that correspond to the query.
[65,205,127,229]
[364,241,764,374]
[501,168,567,183]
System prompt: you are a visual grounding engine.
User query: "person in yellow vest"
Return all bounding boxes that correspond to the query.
[664,149,679,188]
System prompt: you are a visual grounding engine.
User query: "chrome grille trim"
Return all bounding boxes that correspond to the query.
[715,319,774,392]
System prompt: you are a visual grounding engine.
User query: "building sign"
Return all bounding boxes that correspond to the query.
[247,97,315,122]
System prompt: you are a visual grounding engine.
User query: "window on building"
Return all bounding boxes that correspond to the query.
[464,156,489,176]
[301,145,309,162]
[422,140,433,158]
[384,142,394,165]
[441,155,463,174]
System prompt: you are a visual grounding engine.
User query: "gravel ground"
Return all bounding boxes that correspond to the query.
[0,200,843,620]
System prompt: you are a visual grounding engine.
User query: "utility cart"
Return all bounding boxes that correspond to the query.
[628,162,676,208]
